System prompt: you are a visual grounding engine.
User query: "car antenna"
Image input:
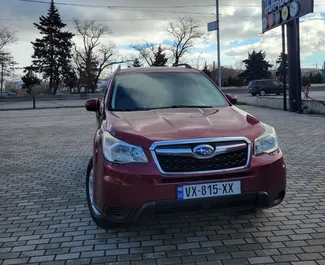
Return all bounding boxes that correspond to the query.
[116,65,121,72]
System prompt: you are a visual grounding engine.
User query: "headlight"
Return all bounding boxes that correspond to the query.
[254,123,279,156]
[102,131,148,164]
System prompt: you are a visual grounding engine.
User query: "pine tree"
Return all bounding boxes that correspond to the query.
[276,53,288,82]
[132,58,142,67]
[152,45,168,66]
[21,67,41,94]
[201,61,211,77]
[28,0,74,94]
[238,50,272,82]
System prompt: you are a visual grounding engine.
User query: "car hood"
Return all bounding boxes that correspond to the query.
[106,106,265,149]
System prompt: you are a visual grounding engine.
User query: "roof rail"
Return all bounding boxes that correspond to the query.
[172,63,193,69]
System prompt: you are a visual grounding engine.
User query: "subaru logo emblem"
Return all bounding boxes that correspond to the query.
[193,144,215,158]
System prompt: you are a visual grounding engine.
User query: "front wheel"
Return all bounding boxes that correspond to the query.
[259,89,266,96]
[86,157,117,230]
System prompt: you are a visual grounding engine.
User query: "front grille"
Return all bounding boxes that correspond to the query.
[153,140,249,173]
[161,171,252,183]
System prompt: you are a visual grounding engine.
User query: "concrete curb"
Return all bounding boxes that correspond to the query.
[238,97,325,115]
[0,93,104,103]
[1,99,324,115]
[2,103,250,111]
[0,105,84,112]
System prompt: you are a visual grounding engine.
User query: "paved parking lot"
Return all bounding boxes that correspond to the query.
[0,106,325,265]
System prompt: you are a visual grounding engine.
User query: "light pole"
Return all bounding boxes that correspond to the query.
[216,0,221,88]
[0,62,3,96]
[196,52,203,69]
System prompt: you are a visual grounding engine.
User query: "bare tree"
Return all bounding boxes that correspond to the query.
[130,42,170,66]
[0,26,17,95]
[165,16,205,65]
[0,26,17,52]
[73,19,126,92]
[233,60,245,70]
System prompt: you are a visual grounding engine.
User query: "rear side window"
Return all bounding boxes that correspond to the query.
[263,80,273,86]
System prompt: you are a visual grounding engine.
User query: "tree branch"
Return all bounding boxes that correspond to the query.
[0,26,17,51]
[165,16,205,64]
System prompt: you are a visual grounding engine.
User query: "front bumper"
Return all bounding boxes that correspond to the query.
[134,190,285,221]
[248,87,258,94]
[94,149,286,223]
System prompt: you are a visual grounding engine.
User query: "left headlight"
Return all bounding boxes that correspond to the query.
[102,131,148,164]
[254,123,279,156]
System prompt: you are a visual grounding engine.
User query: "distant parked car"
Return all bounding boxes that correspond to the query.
[1,91,16,96]
[248,79,288,96]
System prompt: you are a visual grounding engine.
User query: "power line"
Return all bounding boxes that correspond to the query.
[12,0,325,19]
[16,0,260,8]
[0,17,214,22]
[2,16,325,22]
[16,0,325,9]
[100,8,215,15]
[17,0,215,15]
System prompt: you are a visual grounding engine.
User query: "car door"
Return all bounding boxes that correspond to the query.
[257,80,269,94]
[272,80,283,94]
[92,78,113,207]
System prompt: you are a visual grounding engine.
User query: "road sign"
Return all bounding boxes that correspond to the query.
[262,0,314,33]
[207,21,217,32]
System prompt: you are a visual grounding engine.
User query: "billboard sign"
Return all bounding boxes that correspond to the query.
[262,0,314,33]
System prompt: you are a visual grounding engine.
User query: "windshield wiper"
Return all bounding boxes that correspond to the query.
[114,106,217,111]
[113,108,151,111]
[162,105,216,109]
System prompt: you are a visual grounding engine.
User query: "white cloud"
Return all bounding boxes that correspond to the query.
[223,12,325,64]
[1,0,325,77]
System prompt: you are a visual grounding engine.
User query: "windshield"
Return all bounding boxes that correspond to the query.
[110,72,228,111]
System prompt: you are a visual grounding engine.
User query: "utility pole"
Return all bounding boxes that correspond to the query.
[0,62,3,96]
[282,24,287,111]
[196,52,203,69]
[216,0,221,88]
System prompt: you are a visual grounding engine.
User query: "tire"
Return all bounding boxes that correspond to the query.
[259,89,266,96]
[86,157,117,229]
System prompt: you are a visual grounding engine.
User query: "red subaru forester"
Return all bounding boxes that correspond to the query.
[85,64,286,229]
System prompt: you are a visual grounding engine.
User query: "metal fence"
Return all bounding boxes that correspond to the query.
[0,93,105,111]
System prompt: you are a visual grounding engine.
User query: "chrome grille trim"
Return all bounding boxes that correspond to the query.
[149,137,252,175]
[155,143,247,159]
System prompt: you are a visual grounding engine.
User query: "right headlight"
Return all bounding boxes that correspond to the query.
[254,123,279,156]
[102,131,148,164]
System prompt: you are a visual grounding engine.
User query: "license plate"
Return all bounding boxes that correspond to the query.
[177,181,241,200]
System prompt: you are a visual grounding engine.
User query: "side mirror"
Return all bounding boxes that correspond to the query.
[85,98,100,112]
[225,93,238,105]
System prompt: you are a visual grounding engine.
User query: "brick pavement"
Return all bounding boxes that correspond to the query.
[0,106,325,265]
